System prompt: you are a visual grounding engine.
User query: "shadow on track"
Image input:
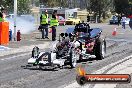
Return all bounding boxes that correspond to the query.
[21,65,59,71]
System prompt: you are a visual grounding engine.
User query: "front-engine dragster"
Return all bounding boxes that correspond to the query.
[27,22,106,69]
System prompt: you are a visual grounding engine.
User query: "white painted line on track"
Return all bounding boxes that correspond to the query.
[0,42,50,57]
[62,54,132,88]
[0,52,31,61]
[119,33,124,34]
[0,42,53,61]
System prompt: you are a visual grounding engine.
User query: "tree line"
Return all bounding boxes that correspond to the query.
[0,0,39,15]
[40,0,131,22]
[0,0,132,19]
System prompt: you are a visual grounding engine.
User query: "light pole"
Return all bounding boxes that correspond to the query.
[14,0,17,41]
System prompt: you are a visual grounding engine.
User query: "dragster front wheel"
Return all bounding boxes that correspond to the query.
[69,49,78,68]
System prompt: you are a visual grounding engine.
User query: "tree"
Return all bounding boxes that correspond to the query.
[40,0,48,7]
[17,0,31,14]
[40,0,71,8]
[114,0,129,15]
[89,0,113,22]
[1,0,13,13]
[1,0,32,14]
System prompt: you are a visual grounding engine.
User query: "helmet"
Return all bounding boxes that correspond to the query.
[75,23,88,33]
[75,23,89,30]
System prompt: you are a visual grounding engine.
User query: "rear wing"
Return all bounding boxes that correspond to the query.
[89,28,102,38]
[65,26,102,40]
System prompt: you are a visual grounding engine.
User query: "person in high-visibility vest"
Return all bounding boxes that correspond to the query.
[0,12,4,22]
[40,10,49,39]
[50,11,59,41]
[1,8,6,21]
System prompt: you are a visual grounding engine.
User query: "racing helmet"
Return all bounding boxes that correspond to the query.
[76,23,86,29]
[75,23,90,33]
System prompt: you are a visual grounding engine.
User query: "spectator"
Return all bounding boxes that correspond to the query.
[0,12,4,22]
[128,15,132,30]
[121,15,126,29]
[117,15,121,26]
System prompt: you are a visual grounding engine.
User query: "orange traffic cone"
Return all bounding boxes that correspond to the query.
[112,28,117,36]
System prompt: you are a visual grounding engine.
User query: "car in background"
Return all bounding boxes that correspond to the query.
[6,14,14,18]
[57,16,65,25]
[109,15,118,24]
[65,17,81,25]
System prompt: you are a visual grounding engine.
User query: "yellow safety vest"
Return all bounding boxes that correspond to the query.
[50,18,59,27]
[0,17,3,22]
[41,14,48,24]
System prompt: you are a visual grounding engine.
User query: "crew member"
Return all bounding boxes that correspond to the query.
[40,10,49,39]
[0,12,4,22]
[50,11,59,41]
[117,14,121,26]
[87,15,90,22]
[1,8,6,20]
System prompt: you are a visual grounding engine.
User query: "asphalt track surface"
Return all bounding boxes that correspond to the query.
[0,24,132,88]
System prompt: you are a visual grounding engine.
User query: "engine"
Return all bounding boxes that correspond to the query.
[74,41,81,48]
[55,38,71,58]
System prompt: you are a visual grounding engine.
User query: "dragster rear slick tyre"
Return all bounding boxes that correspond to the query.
[95,38,106,60]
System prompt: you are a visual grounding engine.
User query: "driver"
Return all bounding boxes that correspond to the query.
[74,22,90,34]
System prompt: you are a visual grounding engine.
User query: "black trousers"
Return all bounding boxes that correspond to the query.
[129,21,132,29]
[41,24,48,39]
[52,26,56,41]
